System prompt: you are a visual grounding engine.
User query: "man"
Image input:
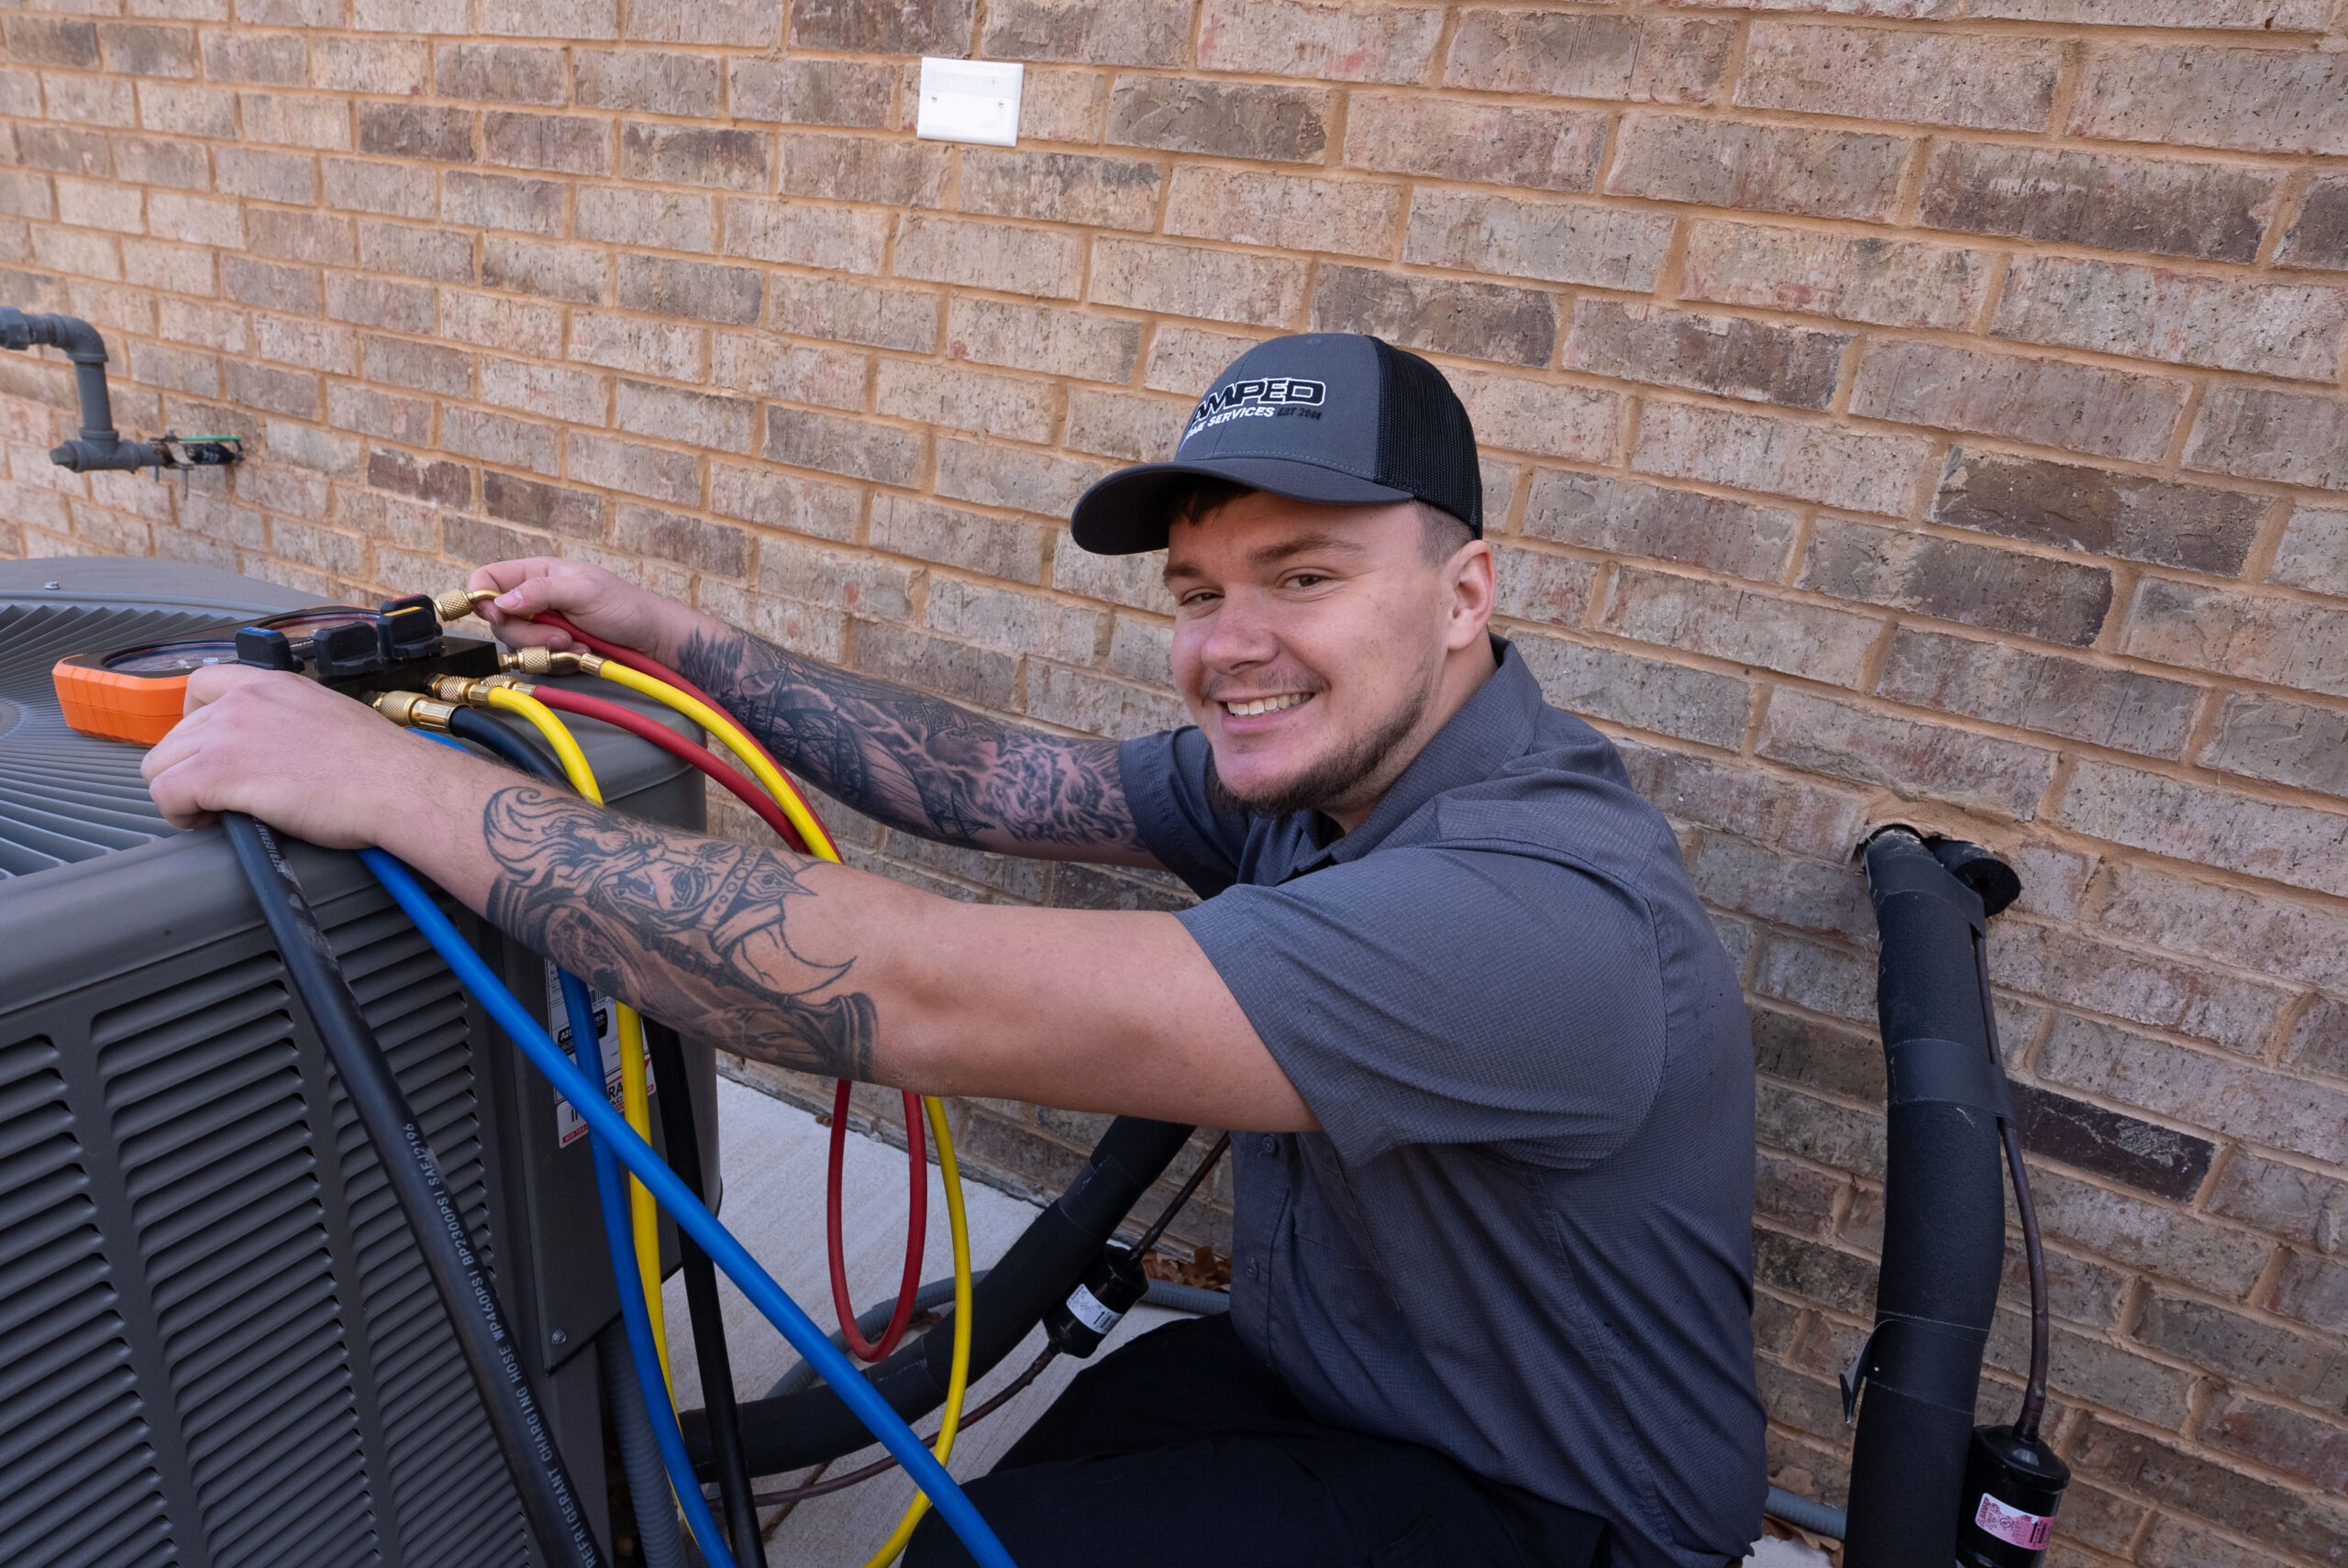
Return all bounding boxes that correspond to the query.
[144,334,1766,1567]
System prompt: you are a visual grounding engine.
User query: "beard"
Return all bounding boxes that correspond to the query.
[1203,677,1434,822]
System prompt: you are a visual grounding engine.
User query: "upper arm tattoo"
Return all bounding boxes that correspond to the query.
[676,625,1144,856]
[482,786,876,1078]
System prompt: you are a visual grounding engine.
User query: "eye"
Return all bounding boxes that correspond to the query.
[1176,587,1220,609]
[1283,571,1329,591]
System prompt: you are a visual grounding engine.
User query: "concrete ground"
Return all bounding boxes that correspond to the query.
[662,1077,1824,1566]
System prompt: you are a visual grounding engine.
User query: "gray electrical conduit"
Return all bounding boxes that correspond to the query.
[772,1274,1844,1545]
[765,1271,1230,1401]
[600,1322,689,1568]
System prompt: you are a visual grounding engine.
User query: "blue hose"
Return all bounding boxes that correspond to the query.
[559,974,728,1568]
[360,847,1015,1568]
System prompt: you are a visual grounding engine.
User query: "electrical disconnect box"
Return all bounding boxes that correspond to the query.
[0,558,718,1567]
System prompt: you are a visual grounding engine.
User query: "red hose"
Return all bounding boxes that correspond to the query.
[825,1079,929,1362]
[530,685,809,855]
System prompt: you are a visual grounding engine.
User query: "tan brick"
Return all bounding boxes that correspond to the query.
[2122,577,2348,698]
[621,123,768,191]
[215,146,316,204]
[2060,757,2348,900]
[1994,256,2347,382]
[875,359,1056,443]
[1634,402,1929,516]
[1164,168,1401,259]
[616,253,761,326]
[1403,190,1674,291]
[1565,301,1849,410]
[435,42,565,105]
[1736,23,2059,131]
[1445,11,1730,105]
[1966,0,2331,23]
[982,0,1191,67]
[766,405,923,486]
[2280,174,2348,273]
[1091,238,1308,328]
[711,332,866,410]
[755,536,913,622]
[946,297,1139,382]
[4,17,96,70]
[2272,505,2348,599]
[2069,43,2348,157]
[708,463,860,542]
[1105,613,1173,686]
[1064,387,1186,462]
[767,275,932,358]
[893,215,1083,300]
[730,57,893,127]
[1918,142,2286,265]
[722,199,892,273]
[1052,536,1179,614]
[357,102,474,162]
[439,287,562,357]
[1019,66,1106,144]
[926,577,1100,665]
[569,431,697,506]
[1607,113,1910,222]
[936,437,1110,515]
[1852,339,2187,464]
[312,36,428,95]
[363,333,471,396]
[872,493,1045,580]
[1196,0,1442,84]
[482,237,604,304]
[1309,266,1558,369]
[256,313,356,374]
[148,190,239,248]
[778,130,947,208]
[1513,632,1755,748]
[443,405,557,475]
[576,186,712,253]
[1611,568,1881,684]
[1523,471,1797,582]
[1771,688,2051,817]
[858,622,1018,709]
[320,158,436,220]
[615,379,753,454]
[1447,370,1620,463]
[1878,624,2199,757]
[224,254,322,315]
[790,0,971,53]
[19,125,114,178]
[575,50,719,116]
[571,312,704,381]
[1347,93,1604,196]
[52,78,136,131]
[483,111,610,176]
[1106,78,1331,163]
[1933,448,2265,576]
[960,150,1160,232]
[622,0,775,46]
[443,170,566,235]
[615,503,746,579]
[1680,220,1992,332]
[114,135,205,190]
[1025,660,1186,738]
[1801,517,2114,646]
[332,271,440,334]
[698,581,847,661]
[2044,1014,2343,1165]
[2203,690,2348,799]
[482,471,604,539]
[238,90,351,150]
[2183,385,2348,491]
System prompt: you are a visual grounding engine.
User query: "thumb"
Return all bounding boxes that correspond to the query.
[480,575,578,648]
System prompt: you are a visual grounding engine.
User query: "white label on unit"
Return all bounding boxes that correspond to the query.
[915,58,1023,147]
[545,963,650,1148]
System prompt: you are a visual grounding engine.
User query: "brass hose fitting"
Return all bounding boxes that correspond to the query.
[373,690,460,731]
[432,587,499,623]
[498,646,598,677]
[429,672,524,704]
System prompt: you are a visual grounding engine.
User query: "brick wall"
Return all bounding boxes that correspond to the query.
[2,0,2344,1558]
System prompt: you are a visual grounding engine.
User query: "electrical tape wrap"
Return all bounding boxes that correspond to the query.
[359,848,1018,1568]
[221,815,607,1568]
[1842,831,2012,1568]
[687,1115,1196,1477]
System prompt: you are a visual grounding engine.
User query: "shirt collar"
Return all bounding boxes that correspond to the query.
[1288,636,1541,874]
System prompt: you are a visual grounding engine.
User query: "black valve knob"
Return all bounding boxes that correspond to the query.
[234,626,299,671]
[311,618,388,679]
[380,602,444,660]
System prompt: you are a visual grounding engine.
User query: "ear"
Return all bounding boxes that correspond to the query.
[1442,538,1495,652]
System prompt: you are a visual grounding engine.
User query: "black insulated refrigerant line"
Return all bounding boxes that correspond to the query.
[224,813,608,1568]
[688,1115,1195,1477]
[1840,828,2020,1568]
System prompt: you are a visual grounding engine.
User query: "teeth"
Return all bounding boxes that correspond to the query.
[1225,693,1307,717]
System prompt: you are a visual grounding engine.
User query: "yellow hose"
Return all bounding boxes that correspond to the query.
[588,660,842,862]
[860,1096,974,1568]
[482,686,673,1393]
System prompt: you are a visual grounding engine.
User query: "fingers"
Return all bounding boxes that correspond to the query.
[181,660,275,713]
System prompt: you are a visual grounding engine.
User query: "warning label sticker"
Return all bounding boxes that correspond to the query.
[544,964,652,1147]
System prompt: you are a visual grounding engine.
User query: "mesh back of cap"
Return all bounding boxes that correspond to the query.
[1371,339,1482,532]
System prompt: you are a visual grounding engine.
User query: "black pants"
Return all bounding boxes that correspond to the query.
[903,1314,1608,1568]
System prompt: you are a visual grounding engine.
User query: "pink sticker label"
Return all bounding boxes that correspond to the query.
[1975,1493,2054,1551]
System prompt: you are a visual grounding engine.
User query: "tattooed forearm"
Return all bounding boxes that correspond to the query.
[676,624,1144,857]
[482,785,878,1079]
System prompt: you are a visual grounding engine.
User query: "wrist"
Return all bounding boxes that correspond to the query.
[653,603,728,675]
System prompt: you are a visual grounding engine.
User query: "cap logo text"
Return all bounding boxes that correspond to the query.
[1185,377,1326,441]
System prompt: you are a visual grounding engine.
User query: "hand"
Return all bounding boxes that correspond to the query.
[141,666,456,847]
[466,558,706,667]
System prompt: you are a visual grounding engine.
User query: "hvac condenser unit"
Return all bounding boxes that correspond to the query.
[0,557,714,1568]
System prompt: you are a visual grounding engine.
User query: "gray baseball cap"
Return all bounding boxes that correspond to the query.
[1069,333,1482,555]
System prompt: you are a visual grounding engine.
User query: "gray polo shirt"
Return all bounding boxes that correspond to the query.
[1120,640,1766,1568]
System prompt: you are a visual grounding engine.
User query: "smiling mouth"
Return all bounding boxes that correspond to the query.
[1221,693,1312,718]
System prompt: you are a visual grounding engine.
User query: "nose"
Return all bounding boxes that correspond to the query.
[1191,586,1280,678]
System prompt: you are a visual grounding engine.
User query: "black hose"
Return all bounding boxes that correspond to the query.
[448,704,559,778]
[224,814,607,1568]
[1982,931,2051,1441]
[684,1115,1195,1477]
[646,1018,767,1568]
[600,1322,688,1568]
[1843,830,2011,1568]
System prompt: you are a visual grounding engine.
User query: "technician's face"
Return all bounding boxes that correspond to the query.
[1164,493,1479,823]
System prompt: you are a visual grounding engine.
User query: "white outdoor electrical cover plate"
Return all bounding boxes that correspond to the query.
[916,58,1023,147]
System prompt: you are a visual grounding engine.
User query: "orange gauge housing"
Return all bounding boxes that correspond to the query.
[51,605,375,745]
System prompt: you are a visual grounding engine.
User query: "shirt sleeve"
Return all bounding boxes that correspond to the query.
[1118,727,1252,900]
[1178,842,1670,1170]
